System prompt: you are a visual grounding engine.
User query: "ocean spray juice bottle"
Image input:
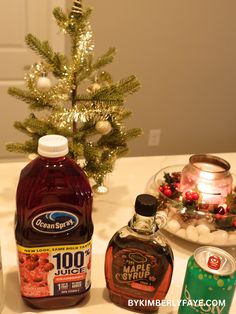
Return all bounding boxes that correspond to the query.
[105,194,174,312]
[15,135,93,309]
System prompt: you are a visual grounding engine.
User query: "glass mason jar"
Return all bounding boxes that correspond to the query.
[180,154,233,205]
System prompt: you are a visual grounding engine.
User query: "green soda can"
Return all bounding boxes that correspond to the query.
[178,246,236,314]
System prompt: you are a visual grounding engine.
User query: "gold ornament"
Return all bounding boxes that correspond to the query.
[95,120,112,135]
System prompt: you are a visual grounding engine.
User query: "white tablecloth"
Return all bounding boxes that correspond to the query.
[0,153,236,314]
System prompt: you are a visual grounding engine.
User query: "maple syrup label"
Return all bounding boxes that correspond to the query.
[112,248,158,294]
[17,241,92,298]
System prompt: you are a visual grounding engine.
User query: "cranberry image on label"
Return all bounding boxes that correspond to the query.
[18,252,52,298]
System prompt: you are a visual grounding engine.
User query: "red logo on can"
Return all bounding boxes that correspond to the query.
[208,255,221,270]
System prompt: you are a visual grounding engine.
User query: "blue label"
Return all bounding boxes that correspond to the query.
[32,211,79,234]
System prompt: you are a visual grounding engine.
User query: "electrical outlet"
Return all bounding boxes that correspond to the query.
[148,129,161,146]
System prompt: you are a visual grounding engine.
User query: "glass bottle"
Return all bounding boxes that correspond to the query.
[105,194,174,312]
[15,135,93,309]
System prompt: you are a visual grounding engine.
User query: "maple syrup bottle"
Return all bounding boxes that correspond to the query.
[105,194,174,312]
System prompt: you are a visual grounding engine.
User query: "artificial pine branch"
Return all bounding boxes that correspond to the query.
[22,116,71,137]
[124,128,143,141]
[25,34,54,62]
[98,130,125,148]
[8,87,54,110]
[13,122,34,137]
[77,48,116,84]
[53,7,68,29]
[116,75,141,96]
[92,48,117,70]
[25,34,67,77]
[6,140,38,154]
[119,110,132,120]
[115,146,129,157]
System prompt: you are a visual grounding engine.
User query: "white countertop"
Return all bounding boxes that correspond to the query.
[0,153,236,314]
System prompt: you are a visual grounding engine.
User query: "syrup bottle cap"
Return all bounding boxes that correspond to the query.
[38,135,69,158]
[135,194,158,217]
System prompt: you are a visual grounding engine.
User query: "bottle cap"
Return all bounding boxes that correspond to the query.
[38,135,69,158]
[135,194,158,217]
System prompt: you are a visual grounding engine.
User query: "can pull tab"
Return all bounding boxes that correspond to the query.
[208,255,221,270]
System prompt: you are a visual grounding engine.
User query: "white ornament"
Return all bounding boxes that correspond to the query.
[95,120,112,135]
[37,76,52,91]
[87,83,101,93]
[91,83,101,92]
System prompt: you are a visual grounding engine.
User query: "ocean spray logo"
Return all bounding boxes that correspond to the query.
[32,211,79,234]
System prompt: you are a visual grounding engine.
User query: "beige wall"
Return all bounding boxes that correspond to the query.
[0,0,66,159]
[71,0,236,156]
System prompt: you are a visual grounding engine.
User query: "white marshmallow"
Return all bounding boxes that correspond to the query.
[211,230,228,244]
[198,232,215,244]
[186,225,198,242]
[176,228,186,238]
[166,219,181,233]
[196,224,211,235]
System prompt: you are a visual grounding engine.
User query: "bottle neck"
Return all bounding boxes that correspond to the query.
[128,213,158,235]
[39,155,66,162]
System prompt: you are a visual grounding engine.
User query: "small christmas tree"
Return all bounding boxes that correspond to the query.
[7,0,142,189]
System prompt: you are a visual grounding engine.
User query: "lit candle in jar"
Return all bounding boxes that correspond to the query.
[196,162,227,203]
[180,155,233,205]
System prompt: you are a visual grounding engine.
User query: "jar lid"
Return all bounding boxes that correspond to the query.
[38,135,69,158]
[135,194,158,217]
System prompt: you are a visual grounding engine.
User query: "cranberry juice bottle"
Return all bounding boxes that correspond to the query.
[105,194,174,312]
[15,135,93,309]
